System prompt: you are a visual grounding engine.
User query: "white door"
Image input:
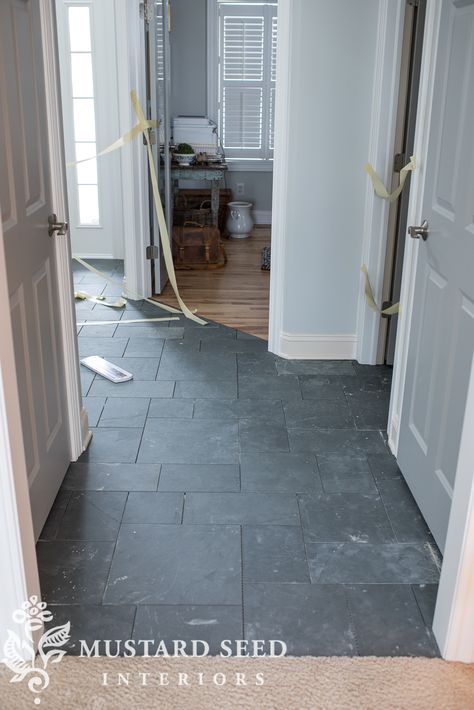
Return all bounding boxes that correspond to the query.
[0,0,71,539]
[55,0,124,259]
[398,0,474,553]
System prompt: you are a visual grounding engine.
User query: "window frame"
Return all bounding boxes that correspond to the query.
[207,0,277,172]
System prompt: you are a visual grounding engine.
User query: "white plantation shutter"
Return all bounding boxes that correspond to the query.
[218,3,277,161]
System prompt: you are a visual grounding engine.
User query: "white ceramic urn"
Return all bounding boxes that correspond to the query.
[226,201,254,239]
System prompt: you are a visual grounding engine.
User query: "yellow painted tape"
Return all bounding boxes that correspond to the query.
[74,290,127,308]
[66,119,158,167]
[364,155,416,203]
[361,265,399,316]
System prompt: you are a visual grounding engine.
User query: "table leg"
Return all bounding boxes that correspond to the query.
[211,181,220,227]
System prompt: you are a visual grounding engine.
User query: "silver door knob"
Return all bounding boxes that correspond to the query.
[48,213,68,237]
[408,219,429,241]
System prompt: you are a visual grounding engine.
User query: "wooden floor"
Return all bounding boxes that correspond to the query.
[156,227,271,339]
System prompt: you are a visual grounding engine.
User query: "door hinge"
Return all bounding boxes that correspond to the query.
[146,245,159,260]
[407,0,419,7]
[393,152,406,173]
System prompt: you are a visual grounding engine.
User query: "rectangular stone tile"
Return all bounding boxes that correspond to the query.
[183,326,236,340]
[138,419,239,464]
[412,584,439,627]
[55,492,127,541]
[103,524,241,604]
[83,397,106,427]
[174,380,238,399]
[239,420,289,453]
[157,350,237,381]
[89,379,174,398]
[200,338,268,353]
[346,390,390,430]
[341,375,392,394]
[158,464,240,492]
[352,363,393,380]
[36,540,115,603]
[243,526,310,583]
[238,374,302,400]
[283,400,354,429]
[299,493,395,543]
[346,584,439,657]
[288,429,388,455]
[122,492,184,524]
[78,337,129,358]
[306,543,440,584]
[276,360,357,377]
[63,463,160,491]
[98,397,150,428]
[299,375,346,401]
[237,352,278,376]
[79,428,143,463]
[115,325,184,339]
[317,454,378,494]
[123,338,165,357]
[193,399,284,423]
[183,492,299,525]
[367,453,403,480]
[44,605,136,655]
[377,479,433,542]
[132,605,243,656]
[148,398,194,418]
[244,583,356,656]
[39,490,71,541]
[103,357,161,380]
[162,338,200,353]
[80,368,95,396]
[240,452,321,492]
[78,324,117,337]
[77,307,123,321]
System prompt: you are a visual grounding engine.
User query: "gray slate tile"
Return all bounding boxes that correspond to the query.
[44,604,135,655]
[78,324,117,338]
[148,398,194,418]
[63,462,160,491]
[123,338,165,357]
[55,492,127,541]
[299,493,395,543]
[346,584,439,656]
[184,492,299,525]
[283,400,354,429]
[122,492,184,524]
[239,420,289,452]
[276,360,356,377]
[200,338,268,353]
[193,399,284,423]
[346,390,390,430]
[367,453,403,480]
[158,464,240,492]
[138,419,239,464]
[157,350,237,381]
[317,454,378,494]
[39,490,71,540]
[102,357,161,380]
[115,325,184,339]
[243,526,310,583]
[240,452,321,492]
[244,583,356,656]
[132,605,243,656]
[377,479,433,542]
[83,397,106,427]
[174,380,237,399]
[289,429,388,455]
[98,397,150,428]
[80,369,95,396]
[78,338,129,358]
[412,584,439,627]
[89,379,174,399]
[103,524,241,604]
[37,540,115,603]
[299,376,346,401]
[238,374,302,400]
[306,542,440,584]
[237,352,278,376]
[80,428,143,463]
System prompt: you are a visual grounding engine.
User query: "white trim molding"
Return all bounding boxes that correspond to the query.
[355,0,405,365]
[278,333,357,361]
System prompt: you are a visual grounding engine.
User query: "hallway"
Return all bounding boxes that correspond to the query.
[36,259,441,656]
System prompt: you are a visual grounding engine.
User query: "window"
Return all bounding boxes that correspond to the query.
[210,1,277,167]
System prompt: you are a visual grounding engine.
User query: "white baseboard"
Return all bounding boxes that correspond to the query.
[277,332,357,360]
[253,210,272,225]
[73,253,116,260]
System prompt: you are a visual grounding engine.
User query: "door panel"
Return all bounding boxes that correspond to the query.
[398,0,474,552]
[0,0,71,538]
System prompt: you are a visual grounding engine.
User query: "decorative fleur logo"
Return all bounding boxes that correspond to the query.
[2,595,70,705]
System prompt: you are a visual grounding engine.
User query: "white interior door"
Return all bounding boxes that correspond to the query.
[56,0,124,259]
[398,0,474,553]
[0,0,72,539]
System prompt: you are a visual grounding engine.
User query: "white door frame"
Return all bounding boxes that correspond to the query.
[2,0,474,662]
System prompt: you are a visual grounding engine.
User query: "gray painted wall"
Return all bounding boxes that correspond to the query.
[169,0,273,214]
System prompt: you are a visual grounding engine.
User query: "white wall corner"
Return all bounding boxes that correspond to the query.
[355,0,405,365]
[253,210,272,225]
[278,333,357,361]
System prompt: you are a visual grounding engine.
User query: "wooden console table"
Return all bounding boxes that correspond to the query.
[171,163,228,227]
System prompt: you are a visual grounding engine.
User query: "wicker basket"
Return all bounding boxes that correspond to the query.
[173,188,233,234]
[172,222,226,269]
[173,199,213,227]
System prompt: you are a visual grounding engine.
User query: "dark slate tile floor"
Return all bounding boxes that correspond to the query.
[37,259,441,657]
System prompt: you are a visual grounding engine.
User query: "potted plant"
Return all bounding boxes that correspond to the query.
[174,143,195,166]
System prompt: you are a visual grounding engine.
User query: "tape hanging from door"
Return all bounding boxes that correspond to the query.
[68,92,207,326]
[364,155,416,202]
[361,265,399,316]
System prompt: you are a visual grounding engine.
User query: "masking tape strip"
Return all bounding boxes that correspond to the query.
[73,256,181,316]
[361,265,399,316]
[364,155,416,203]
[74,290,127,308]
[66,120,158,167]
[130,91,207,326]
[77,317,179,326]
